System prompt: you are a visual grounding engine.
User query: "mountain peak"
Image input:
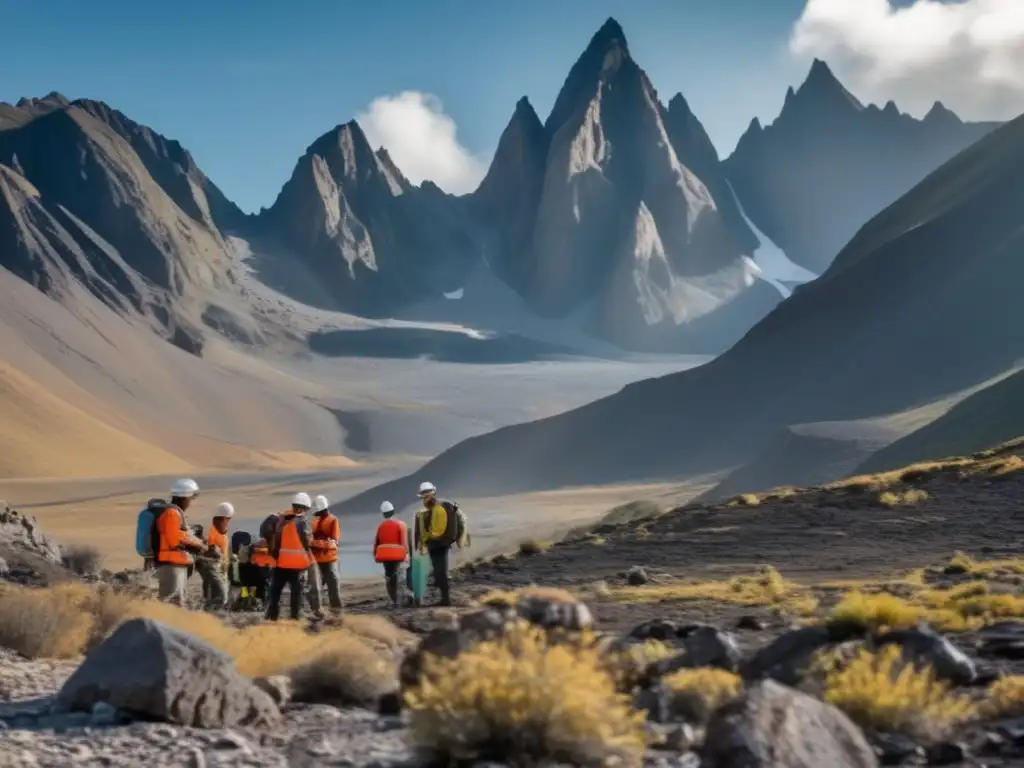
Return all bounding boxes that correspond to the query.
[788,58,863,115]
[590,17,628,54]
[545,17,632,132]
[924,100,961,126]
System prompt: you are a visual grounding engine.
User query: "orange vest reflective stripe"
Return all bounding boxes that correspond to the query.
[250,544,276,568]
[156,507,193,566]
[311,513,340,564]
[374,519,409,563]
[277,519,312,570]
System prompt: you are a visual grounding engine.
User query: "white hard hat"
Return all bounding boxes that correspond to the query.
[291,492,312,509]
[313,495,330,513]
[418,481,436,496]
[215,502,234,519]
[380,501,395,514]
[170,478,200,498]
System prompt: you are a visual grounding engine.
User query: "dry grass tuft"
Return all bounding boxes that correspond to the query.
[518,539,553,556]
[61,545,103,576]
[0,584,399,687]
[0,583,98,659]
[829,591,964,632]
[287,632,395,707]
[875,488,930,507]
[824,645,977,741]
[727,493,761,507]
[479,586,578,609]
[947,551,1024,576]
[405,621,646,766]
[984,676,1024,718]
[609,566,815,616]
[661,668,743,723]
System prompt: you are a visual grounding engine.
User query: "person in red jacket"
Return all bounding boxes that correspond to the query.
[373,501,409,607]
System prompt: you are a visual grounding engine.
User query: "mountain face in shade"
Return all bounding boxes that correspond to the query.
[258,120,481,316]
[0,95,242,352]
[724,59,1000,274]
[471,17,778,352]
[339,109,1024,509]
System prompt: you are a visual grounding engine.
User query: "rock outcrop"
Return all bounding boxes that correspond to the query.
[56,618,279,729]
[724,59,999,274]
[702,680,878,768]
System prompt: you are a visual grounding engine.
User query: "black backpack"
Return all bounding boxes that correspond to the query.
[231,530,252,555]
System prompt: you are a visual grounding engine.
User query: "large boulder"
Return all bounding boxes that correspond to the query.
[702,680,878,768]
[56,618,279,728]
[874,624,976,685]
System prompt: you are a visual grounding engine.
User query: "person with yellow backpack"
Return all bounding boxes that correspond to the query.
[413,481,468,607]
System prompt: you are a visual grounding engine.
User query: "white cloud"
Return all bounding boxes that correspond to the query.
[790,0,1024,120]
[356,91,487,195]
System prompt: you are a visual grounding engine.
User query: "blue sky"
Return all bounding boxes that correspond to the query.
[2,0,1021,213]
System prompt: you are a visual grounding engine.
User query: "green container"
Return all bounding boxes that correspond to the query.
[410,553,430,604]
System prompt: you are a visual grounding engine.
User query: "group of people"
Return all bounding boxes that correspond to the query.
[140,477,469,620]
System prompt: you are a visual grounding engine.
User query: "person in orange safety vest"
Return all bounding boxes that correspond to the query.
[154,478,206,605]
[309,495,344,613]
[373,501,409,607]
[266,493,315,621]
[197,502,232,610]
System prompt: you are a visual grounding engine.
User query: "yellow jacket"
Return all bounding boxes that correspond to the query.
[415,503,448,551]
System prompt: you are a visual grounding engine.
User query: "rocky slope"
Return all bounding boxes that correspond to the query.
[339,108,1024,505]
[472,18,779,352]
[724,60,999,274]
[0,94,242,352]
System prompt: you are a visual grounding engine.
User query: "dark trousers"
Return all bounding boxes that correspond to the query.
[383,561,401,605]
[429,546,451,604]
[266,567,303,621]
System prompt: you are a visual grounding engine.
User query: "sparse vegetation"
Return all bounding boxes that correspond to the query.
[598,500,663,526]
[829,576,1024,633]
[727,493,761,507]
[984,676,1024,718]
[824,645,977,741]
[0,583,399,688]
[478,585,579,608]
[405,621,646,766]
[518,538,553,556]
[875,488,929,507]
[287,634,395,706]
[609,566,816,616]
[661,668,743,723]
[60,544,103,576]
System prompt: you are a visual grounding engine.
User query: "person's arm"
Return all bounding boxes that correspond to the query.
[400,521,410,562]
[299,519,314,552]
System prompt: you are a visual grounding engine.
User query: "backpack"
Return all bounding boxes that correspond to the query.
[259,513,279,543]
[454,505,470,549]
[135,498,167,558]
[231,531,252,556]
[146,502,184,562]
[428,500,465,548]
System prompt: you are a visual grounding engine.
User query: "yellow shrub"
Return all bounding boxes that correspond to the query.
[405,621,646,766]
[876,488,929,507]
[825,646,977,740]
[479,586,578,608]
[985,676,1024,718]
[662,668,742,723]
[611,566,812,614]
[828,591,967,632]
